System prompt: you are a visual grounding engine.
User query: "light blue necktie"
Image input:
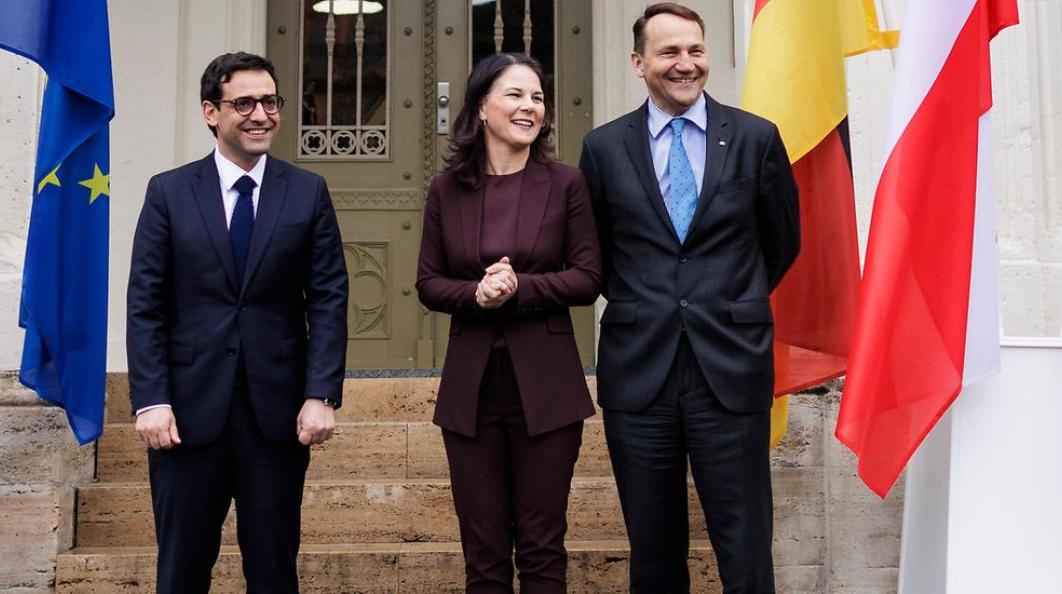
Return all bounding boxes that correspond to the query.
[667,118,698,243]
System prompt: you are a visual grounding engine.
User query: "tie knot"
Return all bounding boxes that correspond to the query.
[233,175,257,196]
[669,118,686,134]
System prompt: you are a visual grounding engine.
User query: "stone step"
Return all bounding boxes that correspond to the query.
[75,469,827,570]
[56,541,744,594]
[105,373,600,424]
[76,478,690,548]
[97,389,823,485]
[95,421,613,482]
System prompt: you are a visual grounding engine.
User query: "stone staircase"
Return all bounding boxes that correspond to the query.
[53,375,839,593]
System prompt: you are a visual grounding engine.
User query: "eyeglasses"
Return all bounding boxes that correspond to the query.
[214,94,286,116]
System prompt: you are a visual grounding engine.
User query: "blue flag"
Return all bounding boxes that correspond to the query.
[0,0,115,444]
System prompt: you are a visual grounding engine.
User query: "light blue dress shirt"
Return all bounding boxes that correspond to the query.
[647,94,708,203]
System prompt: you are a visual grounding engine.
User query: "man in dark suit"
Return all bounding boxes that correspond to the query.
[127,52,348,594]
[579,4,799,593]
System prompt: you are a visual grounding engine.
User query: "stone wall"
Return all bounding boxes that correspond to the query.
[776,386,904,593]
[0,374,94,592]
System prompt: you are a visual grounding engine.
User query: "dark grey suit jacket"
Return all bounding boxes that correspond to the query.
[127,153,349,444]
[579,93,799,413]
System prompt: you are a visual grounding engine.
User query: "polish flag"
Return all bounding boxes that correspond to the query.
[835,0,1019,498]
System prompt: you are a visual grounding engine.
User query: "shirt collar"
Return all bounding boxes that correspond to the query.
[214,148,267,192]
[647,93,708,139]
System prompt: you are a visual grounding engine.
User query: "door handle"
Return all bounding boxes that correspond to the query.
[436,82,450,135]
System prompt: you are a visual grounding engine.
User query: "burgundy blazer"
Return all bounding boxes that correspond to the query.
[416,159,602,437]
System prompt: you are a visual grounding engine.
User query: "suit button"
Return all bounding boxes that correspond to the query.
[680,299,688,308]
[226,348,237,356]
[240,306,247,312]
[679,255,688,263]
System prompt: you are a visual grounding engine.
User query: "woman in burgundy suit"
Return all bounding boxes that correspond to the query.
[416,53,602,593]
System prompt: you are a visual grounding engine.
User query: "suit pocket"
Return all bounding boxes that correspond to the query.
[167,342,194,365]
[600,301,638,325]
[728,298,773,324]
[275,336,308,360]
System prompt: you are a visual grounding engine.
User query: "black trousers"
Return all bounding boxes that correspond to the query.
[442,348,583,594]
[604,336,774,594]
[148,372,310,594]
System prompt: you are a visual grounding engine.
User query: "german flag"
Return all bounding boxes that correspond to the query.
[741,0,897,446]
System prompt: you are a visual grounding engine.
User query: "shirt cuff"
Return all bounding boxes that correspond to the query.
[135,404,172,416]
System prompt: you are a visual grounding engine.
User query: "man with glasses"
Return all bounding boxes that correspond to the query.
[127,52,349,593]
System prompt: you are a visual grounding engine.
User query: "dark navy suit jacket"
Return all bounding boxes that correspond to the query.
[580,93,800,413]
[127,153,348,444]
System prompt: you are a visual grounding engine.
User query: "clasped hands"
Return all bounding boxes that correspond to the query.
[475,256,518,309]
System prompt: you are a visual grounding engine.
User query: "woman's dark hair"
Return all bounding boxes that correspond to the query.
[444,53,554,189]
[200,52,279,138]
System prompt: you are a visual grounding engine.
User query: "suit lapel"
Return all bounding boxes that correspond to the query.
[192,154,239,294]
[623,104,678,241]
[688,93,733,240]
[242,157,287,295]
[458,178,483,271]
[514,160,551,267]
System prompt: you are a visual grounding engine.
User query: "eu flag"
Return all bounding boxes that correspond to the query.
[0,0,114,444]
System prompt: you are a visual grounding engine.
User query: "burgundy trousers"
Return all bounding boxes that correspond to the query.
[442,347,583,594]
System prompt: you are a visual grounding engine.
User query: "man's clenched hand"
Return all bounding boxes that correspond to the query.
[136,407,182,450]
[297,399,336,446]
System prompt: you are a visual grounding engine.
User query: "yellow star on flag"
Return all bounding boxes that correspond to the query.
[37,164,62,194]
[78,164,110,204]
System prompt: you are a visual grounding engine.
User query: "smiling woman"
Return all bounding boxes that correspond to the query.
[443,53,553,189]
[415,51,602,593]
[478,65,546,172]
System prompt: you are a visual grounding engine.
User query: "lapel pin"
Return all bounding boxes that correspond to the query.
[718,140,727,147]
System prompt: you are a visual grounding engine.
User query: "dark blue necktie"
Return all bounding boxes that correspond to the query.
[230,175,256,287]
[667,118,698,243]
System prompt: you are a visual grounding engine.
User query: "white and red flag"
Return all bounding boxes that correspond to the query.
[835,0,1019,497]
